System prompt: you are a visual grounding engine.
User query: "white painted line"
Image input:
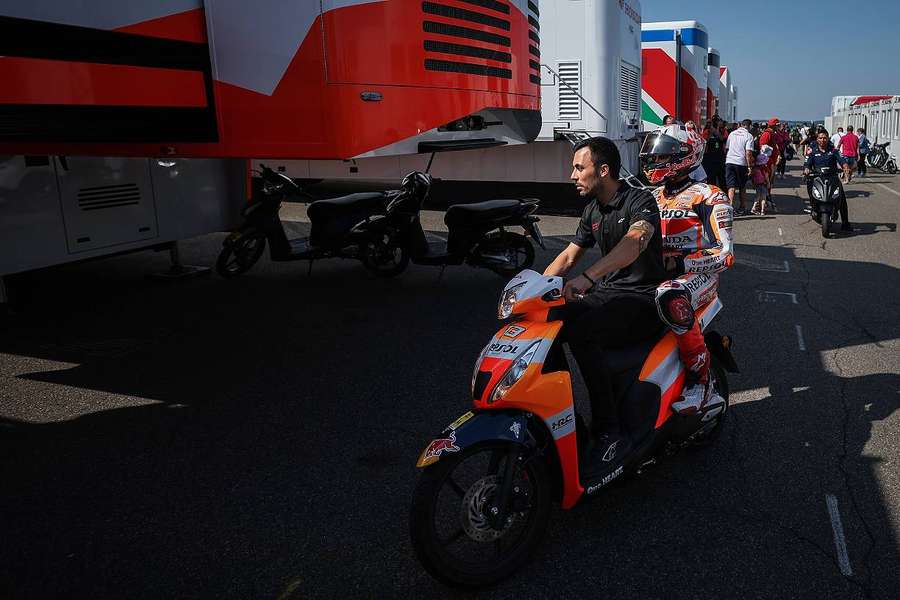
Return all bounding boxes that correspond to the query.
[876,183,900,198]
[778,227,784,237]
[826,494,853,576]
[757,290,798,304]
[758,260,790,273]
[795,325,806,351]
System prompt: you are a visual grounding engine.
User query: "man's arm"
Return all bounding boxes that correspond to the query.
[563,220,654,300]
[543,243,587,277]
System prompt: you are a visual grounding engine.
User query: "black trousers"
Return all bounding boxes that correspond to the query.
[552,287,662,433]
[858,152,867,175]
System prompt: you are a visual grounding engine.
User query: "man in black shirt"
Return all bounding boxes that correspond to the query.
[544,137,668,465]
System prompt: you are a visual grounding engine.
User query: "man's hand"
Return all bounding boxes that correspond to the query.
[563,275,592,301]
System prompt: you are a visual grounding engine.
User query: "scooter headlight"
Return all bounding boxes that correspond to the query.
[488,342,541,404]
[831,187,841,199]
[811,188,822,199]
[498,282,527,319]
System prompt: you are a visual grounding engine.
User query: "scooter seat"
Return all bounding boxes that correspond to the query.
[444,199,523,227]
[307,192,386,219]
[603,326,668,374]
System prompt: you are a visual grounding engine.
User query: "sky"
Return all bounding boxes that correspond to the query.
[641,0,900,121]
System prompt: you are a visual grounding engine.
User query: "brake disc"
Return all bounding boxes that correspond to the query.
[460,475,521,542]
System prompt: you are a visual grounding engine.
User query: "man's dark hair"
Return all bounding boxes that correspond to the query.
[741,118,752,128]
[573,136,622,179]
[846,125,854,132]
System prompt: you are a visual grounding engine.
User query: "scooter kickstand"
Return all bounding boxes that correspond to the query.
[438,265,446,282]
[307,260,313,276]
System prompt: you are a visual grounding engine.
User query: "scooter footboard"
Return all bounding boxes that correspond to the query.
[416,410,528,468]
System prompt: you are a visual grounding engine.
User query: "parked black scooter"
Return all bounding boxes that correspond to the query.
[362,172,545,278]
[216,165,394,278]
[805,166,844,238]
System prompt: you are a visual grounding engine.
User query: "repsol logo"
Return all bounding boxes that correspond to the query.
[685,273,711,292]
[489,343,519,354]
[661,209,696,219]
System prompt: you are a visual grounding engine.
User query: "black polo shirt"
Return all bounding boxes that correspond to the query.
[572,183,668,294]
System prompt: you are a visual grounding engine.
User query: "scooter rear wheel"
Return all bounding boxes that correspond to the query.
[410,443,551,588]
[216,232,266,278]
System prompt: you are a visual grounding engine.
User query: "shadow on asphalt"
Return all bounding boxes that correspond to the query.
[1,224,899,596]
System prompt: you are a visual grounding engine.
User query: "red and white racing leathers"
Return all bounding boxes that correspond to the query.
[653,182,734,383]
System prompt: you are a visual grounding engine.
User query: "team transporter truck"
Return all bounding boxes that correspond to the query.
[0,1,541,283]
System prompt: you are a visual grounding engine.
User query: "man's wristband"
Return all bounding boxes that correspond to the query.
[582,272,595,286]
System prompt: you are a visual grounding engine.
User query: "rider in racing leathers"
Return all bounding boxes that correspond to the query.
[640,124,733,413]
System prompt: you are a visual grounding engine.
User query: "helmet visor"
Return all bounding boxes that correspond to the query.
[639,132,686,168]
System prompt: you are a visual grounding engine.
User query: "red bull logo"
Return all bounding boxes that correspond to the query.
[417,431,460,467]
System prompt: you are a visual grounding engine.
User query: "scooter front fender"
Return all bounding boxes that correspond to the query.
[415,410,528,468]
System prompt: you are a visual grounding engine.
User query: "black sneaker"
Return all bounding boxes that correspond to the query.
[841,223,853,232]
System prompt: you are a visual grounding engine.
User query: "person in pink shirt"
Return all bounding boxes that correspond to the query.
[837,125,860,184]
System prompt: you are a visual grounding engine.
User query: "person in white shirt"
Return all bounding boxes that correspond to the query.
[724,119,756,215]
[830,127,844,148]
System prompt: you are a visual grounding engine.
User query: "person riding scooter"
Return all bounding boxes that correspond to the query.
[804,130,851,232]
[640,124,732,414]
[542,137,669,467]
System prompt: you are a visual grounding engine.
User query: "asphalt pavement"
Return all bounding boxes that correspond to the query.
[1,161,898,599]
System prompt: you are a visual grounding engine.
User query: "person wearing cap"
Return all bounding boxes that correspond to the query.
[759,119,782,211]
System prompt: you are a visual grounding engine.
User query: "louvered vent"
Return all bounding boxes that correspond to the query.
[620,61,640,112]
[77,183,141,211]
[527,0,540,84]
[421,1,513,80]
[557,61,581,120]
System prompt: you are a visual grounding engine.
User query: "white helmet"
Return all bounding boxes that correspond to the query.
[640,124,706,184]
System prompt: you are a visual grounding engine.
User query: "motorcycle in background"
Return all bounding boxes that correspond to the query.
[866,141,897,173]
[362,172,544,278]
[804,166,844,238]
[216,165,395,278]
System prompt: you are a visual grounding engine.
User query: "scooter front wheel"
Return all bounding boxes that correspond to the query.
[216,231,266,278]
[410,443,551,588]
[821,210,831,238]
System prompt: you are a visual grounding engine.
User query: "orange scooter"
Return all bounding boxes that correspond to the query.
[410,269,738,588]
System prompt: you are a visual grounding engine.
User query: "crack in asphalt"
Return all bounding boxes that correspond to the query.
[792,237,879,599]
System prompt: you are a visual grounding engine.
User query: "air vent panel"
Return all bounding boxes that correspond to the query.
[77,183,141,211]
[557,61,581,120]
[620,61,640,112]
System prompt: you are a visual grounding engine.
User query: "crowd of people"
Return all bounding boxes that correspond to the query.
[694,116,795,216]
[648,115,856,229]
